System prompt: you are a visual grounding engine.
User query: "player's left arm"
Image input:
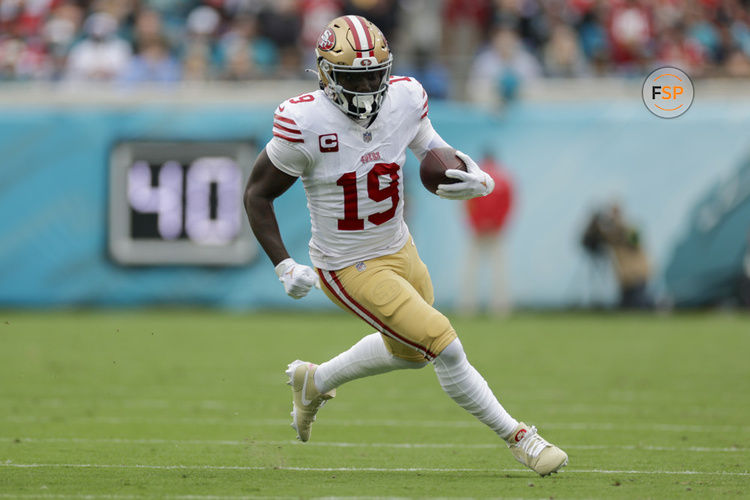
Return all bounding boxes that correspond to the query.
[408,115,494,200]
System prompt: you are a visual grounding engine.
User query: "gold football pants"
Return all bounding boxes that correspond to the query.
[317,238,456,362]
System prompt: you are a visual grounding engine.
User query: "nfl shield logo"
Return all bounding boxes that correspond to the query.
[362,131,372,143]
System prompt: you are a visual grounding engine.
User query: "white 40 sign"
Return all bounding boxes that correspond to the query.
[108,141,257,266]
[127,157,242,244]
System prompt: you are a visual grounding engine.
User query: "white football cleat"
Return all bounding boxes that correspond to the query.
[506,422,568,476]
[285,360,335,442]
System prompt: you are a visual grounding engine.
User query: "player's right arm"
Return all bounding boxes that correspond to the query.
[243,148,297,267]
[244,101,320,299]
[244,148,320,299]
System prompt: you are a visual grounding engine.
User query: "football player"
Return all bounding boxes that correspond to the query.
[243,15,567,476]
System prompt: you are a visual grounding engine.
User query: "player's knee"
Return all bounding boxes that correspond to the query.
[423,309,456,355]
[434,337,466,366]
[381,334,431,364]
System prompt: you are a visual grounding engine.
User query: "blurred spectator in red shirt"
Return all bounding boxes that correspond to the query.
[0,0,59,38]
[458,152,514,316]
[607,0,652,71]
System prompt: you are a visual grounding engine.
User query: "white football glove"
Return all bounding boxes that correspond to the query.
[436,150,495,200]
[274,258,320,299]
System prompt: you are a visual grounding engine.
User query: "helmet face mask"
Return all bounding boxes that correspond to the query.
[315,16,392,120]
[319,57,392,119]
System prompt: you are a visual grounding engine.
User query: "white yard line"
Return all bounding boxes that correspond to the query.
[0,495,302,500]
[0,399,234,410]
[3,416,749,433]
[6,398,629,413]
[0,463,748,476]
[2,437,746,453]
[0,495,410,500]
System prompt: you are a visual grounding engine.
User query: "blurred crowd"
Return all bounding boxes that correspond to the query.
[1,0,750,98]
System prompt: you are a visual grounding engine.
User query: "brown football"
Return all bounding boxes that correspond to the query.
[419,147,467,194]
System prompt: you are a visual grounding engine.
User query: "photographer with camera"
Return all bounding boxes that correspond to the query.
[581,202,654,309]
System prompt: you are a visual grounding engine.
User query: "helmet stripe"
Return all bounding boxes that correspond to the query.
[356,15,374,55]
[345,14,372,56]
[343,16,363,51]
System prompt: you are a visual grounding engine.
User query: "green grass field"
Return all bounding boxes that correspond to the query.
[0,310,748,499]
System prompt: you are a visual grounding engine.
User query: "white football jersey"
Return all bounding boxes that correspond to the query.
[266,76,444,270]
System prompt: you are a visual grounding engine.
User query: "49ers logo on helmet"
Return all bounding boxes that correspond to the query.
[318,29,335,51]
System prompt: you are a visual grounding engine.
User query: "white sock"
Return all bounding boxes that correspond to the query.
[314,333,427,393]
[433,338,518,440]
